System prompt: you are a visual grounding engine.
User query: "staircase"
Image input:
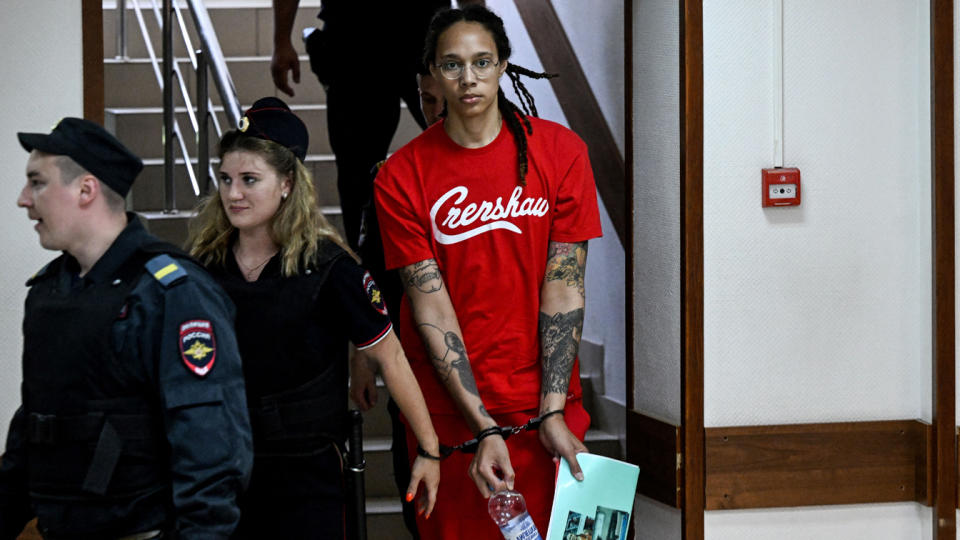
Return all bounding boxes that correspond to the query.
[101,3,623,538]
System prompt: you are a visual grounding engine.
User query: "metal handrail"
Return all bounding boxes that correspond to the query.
[117,0,242,212]
[185,0,242,130]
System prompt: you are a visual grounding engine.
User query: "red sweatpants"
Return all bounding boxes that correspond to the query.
[404,400,590,540]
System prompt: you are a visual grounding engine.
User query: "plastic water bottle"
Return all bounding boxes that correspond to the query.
[488,490,543,540]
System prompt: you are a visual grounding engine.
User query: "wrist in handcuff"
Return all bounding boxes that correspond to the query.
[476,425,504,443]
[539,409,565,422]
[416,445,442,461]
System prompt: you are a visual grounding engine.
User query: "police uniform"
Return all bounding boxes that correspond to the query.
[0,118,252,539]
[207,240,392,540]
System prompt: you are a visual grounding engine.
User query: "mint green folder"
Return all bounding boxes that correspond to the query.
[546,453,640,540]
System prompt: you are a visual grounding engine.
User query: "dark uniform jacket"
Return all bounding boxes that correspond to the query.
[207,241,392,538]
[0,215,253,540]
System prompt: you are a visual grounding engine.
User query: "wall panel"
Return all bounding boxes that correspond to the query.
[631,0,682,537]
[633,0,682,425]
[0,0,84,444]
[703,0,931,427]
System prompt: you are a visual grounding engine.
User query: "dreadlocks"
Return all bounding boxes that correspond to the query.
[423,4,558,186]
[499,64,557,184]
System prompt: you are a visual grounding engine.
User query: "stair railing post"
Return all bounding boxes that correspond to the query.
[185,0,243,128]
[346,410,368,540]
[116,0,127,59]
[196,48,210,194]
[162,0,175,213]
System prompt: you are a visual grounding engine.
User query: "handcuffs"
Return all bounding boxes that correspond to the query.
[416,409,565,461]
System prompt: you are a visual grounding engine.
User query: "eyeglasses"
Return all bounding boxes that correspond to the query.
[435,58,500,80]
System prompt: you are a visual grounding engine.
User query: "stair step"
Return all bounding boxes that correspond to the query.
[138,208,344,246]
[103,6,321,65]
[362,436,403,498]
[106,103,337,160]
[366,498,415,540]
[105,56,328,108]
[584,428,623,460]
[129,154,339,212]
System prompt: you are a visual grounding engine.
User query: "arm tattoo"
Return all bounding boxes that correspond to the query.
[400,259,443,294]
[417,323,485,414]
[539,308,584,397]
[544,242,587,298]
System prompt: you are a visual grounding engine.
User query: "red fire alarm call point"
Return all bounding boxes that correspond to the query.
[762,167,801,207]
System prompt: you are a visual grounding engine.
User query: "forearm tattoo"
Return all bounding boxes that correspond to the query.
[400,260,443,294]
[539,308,584,397]
[544,242,587,298]
[417,323,484,410]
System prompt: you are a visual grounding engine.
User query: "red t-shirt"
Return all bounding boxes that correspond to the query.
[374,116,602,414]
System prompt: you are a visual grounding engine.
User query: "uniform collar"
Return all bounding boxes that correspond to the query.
[224,241,282,282]
[68,213,152,285]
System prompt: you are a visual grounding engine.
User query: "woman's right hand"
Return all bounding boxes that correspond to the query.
[468,434,514,498]
[406,455,440,519]
[270,40,300,97]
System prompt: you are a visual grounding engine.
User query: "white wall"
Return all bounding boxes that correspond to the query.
[0,2,84,444]
[703,0,931,537]
[486,0,627,406]
[631,0,682,426]
[631,0,683,537]
[704,0,931,426]
[551,3,625,154]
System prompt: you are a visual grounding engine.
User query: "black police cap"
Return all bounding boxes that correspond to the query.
[239,97,309,161]
[18,117,143,198]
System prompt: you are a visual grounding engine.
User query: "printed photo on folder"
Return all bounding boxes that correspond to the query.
[545,453,640,540]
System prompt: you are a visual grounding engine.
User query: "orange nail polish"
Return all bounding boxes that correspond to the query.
[426,512,431,520]
[405,493,414,503]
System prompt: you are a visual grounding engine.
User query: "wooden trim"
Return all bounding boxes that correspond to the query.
[512,0,626,246]
[81,0,104,125]
[930,0,956,536]
[679,0,704,539]
[627,411,681,507]
[705,420,931,510]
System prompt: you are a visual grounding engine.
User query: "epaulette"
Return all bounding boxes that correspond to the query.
[25,259,56,286]
[145,254,189,288]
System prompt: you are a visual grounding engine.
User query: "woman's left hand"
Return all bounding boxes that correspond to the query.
[406,455,440,519]
[349,351,378,411]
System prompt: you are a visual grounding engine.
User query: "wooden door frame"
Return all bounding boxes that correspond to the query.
[930,0,955,537]
[82,0,104,125]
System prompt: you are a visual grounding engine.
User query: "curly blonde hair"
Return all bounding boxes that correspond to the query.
[188,132,351,276]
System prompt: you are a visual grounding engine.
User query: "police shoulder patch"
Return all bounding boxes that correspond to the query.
[146,254,188,288]
[363,271,388,316]
[179,319,216,377]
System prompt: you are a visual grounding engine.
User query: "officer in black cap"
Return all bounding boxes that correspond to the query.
[0,117,253,539]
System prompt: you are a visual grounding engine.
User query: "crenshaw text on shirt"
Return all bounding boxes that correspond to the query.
[430,185,549,245]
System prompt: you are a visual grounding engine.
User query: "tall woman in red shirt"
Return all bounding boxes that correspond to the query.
[374,5,602,539]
